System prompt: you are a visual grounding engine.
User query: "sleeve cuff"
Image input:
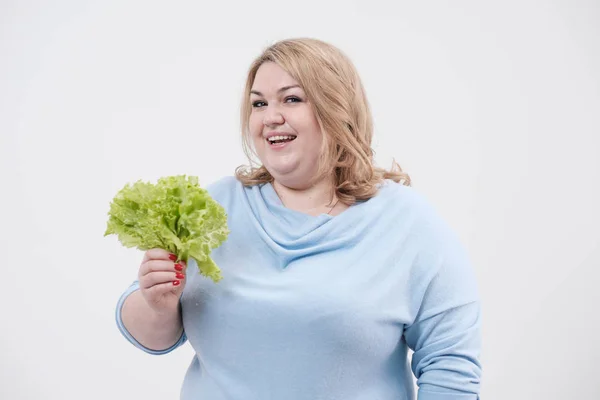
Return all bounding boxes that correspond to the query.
[417,385,480,400]
[115,281,187,355]
[418,389,479,400]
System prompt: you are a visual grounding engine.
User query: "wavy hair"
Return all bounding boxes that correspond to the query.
[235,38,411,204]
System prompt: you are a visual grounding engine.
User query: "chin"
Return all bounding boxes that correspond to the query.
[266,162,299,179]
[267,165,317,190]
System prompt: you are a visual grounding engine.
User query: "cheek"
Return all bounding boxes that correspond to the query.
[299,110,323,141]
[249,113,262,136]
[248,114,264,148]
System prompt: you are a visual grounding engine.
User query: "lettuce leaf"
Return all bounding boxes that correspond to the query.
[104,175,229,283]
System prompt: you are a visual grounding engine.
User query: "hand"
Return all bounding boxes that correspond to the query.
[138,248,187,315]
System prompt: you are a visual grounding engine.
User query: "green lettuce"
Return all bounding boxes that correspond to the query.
[104,175,229,283]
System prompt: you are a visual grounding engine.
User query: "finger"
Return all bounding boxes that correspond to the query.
[140,270,186,290]
[145,280,185,298]
[139,259,186,278]
[142,248,178,263]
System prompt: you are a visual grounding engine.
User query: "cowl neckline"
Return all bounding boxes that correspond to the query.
[240,181,391,268]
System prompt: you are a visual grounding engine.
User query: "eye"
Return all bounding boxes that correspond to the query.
[285,96,301,103]
[252,100,266,108]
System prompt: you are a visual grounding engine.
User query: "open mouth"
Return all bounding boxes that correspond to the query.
[267,135,297,145]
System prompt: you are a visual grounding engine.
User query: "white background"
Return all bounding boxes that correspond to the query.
[1,1,599,399]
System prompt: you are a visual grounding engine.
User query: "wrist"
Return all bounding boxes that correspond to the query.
[152,301,180,318]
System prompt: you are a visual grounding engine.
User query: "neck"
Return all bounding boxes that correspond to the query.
[273,178,339,216]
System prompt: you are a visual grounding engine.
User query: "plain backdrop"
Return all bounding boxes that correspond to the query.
[1,1,599,399]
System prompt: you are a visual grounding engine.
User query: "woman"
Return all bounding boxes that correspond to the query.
[116,38,482,399]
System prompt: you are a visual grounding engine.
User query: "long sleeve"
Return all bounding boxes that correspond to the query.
[115,280,188,355]
[404,239,482,399]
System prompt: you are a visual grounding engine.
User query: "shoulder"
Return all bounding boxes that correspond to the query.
[376,180,470,266]
[374,180,442,225]
[376,181,478,299]
[204,175,242,201]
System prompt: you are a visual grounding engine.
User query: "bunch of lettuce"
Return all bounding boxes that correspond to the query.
[104,175,229,283]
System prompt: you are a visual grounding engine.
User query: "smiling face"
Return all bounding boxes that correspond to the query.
[248,62,324,190]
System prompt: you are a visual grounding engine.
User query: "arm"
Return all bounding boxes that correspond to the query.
[404,245,482,399]
[115,281,187,355]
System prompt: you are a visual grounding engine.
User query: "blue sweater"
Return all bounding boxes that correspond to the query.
[116,176,482,399]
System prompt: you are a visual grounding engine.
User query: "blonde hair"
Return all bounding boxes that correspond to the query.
[235,37,411,204]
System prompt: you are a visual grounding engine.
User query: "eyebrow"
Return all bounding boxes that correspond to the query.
[250,85,300,96]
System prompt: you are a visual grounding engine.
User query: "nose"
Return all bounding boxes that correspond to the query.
[263,105,285,127]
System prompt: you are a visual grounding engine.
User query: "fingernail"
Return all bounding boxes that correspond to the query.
[176,273,185,279]
[173,280,180,286]
[169,254,177,261]
[174,263,183,271]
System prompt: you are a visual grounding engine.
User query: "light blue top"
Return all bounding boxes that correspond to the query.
[116,176,482,399]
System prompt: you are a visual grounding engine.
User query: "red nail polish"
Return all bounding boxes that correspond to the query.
[169,254,177,261]
[176,273,185,279]
[174,263,183,271]
[173,280,180,286]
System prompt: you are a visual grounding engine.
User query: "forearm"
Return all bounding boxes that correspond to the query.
[121,289,184,351]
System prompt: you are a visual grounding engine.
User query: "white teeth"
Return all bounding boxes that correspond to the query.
[267,135,296,142]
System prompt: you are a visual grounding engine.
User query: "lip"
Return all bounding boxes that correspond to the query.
[264,131,297,140]
[264,131,297,151]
